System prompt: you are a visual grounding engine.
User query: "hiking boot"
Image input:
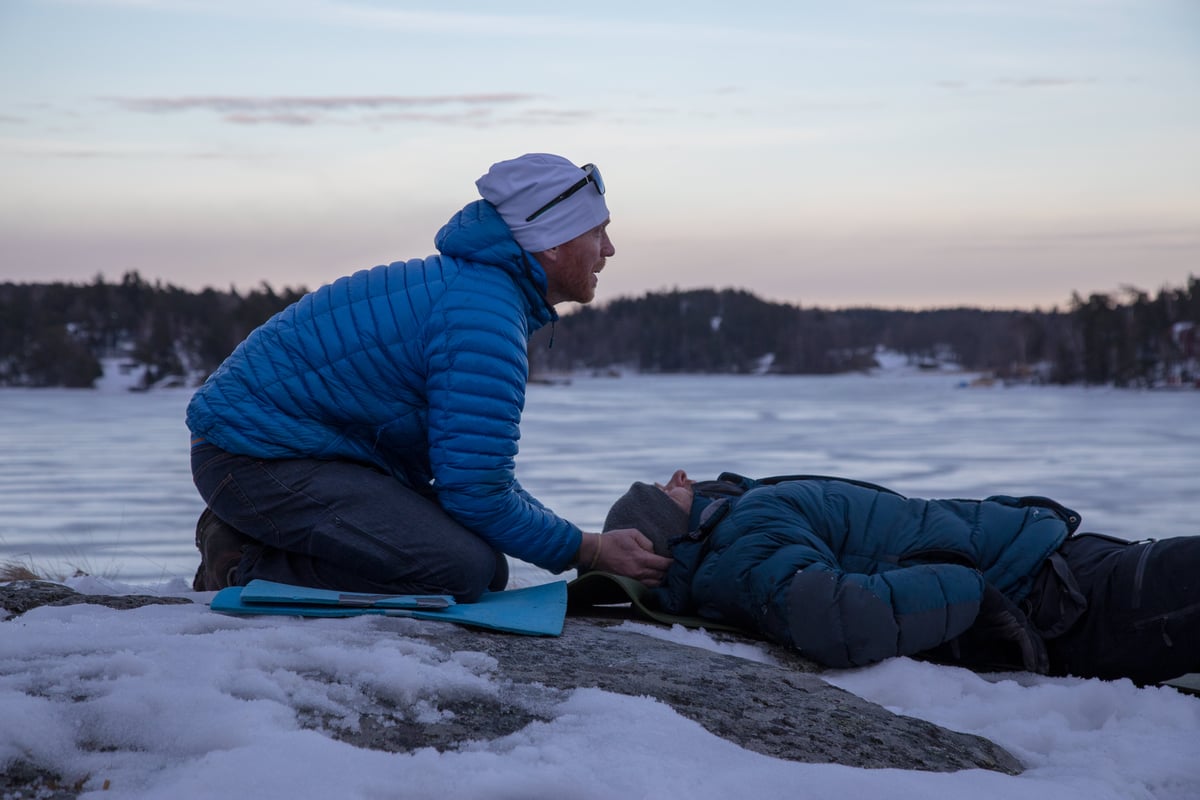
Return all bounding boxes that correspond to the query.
[192,507,252,592]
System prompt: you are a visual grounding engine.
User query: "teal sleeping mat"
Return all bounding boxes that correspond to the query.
[211,579,567,636]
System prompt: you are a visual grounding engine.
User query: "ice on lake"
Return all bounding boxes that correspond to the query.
[1,369,1197,586]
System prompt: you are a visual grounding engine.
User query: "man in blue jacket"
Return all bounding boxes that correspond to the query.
[187,154,673,599]
[601,469,1200,685]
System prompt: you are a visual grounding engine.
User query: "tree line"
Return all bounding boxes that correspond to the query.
[529,280,1199,388]
[0,272,306,388]
[0,272,1196,389]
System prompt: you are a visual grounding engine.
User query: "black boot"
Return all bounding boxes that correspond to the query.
[192,508,252,591]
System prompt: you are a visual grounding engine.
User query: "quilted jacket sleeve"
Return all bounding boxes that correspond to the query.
[780,561,984,668]
[423,268,580,572]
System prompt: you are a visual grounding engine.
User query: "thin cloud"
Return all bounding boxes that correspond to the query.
[110,93,539,114]
[223,113,319,126]
[996,77,1097,89]
[362,106,595,128]
[937,77,1097,91]
[366,108,496,127]
[107,93,548,128]
[516,108,595,123]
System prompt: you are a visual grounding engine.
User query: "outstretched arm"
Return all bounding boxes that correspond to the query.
[778,562,984,668]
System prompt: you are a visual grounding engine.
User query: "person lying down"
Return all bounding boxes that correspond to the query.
[599,470,1200,685]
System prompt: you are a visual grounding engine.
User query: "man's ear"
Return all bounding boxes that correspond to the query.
[532,247,559,272]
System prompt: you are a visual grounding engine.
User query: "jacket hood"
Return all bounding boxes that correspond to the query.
[435,200,557,328]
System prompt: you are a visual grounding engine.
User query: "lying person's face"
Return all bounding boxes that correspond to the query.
[655,469,695,513]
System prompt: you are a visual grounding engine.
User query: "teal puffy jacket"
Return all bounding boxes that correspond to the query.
[186,200,582,571]
[662,477,1075,668]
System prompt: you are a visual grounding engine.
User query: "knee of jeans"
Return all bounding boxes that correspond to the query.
[453,550,508,602]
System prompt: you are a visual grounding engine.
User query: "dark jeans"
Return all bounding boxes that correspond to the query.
[1049,533,1200,685]
[191,442,508,601]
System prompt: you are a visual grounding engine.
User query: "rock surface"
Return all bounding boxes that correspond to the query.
[0,580,192,617]
[344,616,1021,774]
[0,582,1022,797]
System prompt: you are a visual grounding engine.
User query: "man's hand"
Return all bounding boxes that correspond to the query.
[578,529,674,586]
[923,582,1050,674]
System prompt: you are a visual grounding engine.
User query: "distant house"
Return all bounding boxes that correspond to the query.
[1168,322,1198,387]
[1172,322,1197,358]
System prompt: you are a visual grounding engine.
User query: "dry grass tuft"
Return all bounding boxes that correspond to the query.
[0,559,94,582]
[0,559,45,582]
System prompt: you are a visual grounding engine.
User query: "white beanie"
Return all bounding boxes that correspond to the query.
[476,153,610,253]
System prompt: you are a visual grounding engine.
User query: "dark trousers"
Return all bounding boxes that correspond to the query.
[1049,533,1200,685]
[191,442,507,601]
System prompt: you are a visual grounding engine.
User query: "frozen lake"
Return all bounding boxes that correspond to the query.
[1,371,1196,586]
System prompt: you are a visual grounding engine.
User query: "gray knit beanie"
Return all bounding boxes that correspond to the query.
[476,153,610,253]
[602,482,689,557]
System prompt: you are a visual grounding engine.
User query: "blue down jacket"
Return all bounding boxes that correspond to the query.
[186,200,582,571]
[658,477,1077,668]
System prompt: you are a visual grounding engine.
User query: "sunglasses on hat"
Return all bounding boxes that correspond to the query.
[524,163,605,222]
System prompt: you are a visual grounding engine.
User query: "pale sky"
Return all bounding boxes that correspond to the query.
[1,0,1197,310]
